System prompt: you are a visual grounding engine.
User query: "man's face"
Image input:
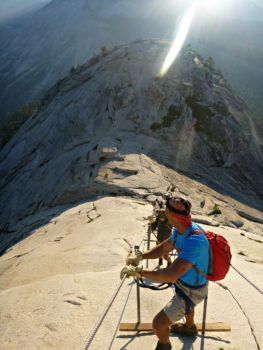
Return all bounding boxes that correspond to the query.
[165,197,188,226]
[158,210,167,222]
[168,197,187,211]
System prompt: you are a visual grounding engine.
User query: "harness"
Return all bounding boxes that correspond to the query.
[174,283,195,315]
[174,279,207,315]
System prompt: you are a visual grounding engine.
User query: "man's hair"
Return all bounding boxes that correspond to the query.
[166,196,192,216]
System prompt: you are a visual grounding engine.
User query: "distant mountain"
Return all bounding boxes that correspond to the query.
[0,0,50,22]
[189,16,263,103]
[0,40,262,234]
[0,0,262,125]
[0,0,163,120]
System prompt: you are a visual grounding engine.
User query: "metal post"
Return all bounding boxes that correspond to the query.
[136,279,141,324]
[134,245,141,324]
[146,225,151,268]
[202,294,208,336]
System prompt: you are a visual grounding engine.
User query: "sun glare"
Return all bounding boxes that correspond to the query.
[158,0,231,78]
[159,2,197,77]
[200,0,223,12]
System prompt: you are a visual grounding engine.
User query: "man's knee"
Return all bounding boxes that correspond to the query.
[152,310,172,331]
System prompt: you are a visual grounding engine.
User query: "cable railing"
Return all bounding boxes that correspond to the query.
[81,226,149,349]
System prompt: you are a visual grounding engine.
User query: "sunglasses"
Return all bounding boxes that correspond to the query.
[165,198,190,216]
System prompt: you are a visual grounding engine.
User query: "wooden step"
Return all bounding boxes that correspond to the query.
[119,322,231,332]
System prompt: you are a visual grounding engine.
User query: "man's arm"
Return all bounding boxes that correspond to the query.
[142,237,174,260]
[141,258,192,283]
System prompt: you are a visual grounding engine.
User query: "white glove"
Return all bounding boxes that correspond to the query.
[120,265,143,280]
[126,250,143,266]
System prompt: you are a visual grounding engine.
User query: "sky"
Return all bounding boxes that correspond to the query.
[198,0,263,20]
[163,0,263,21]
[0,0,263,23]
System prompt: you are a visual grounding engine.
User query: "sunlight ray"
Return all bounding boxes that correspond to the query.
[159,2,197,77]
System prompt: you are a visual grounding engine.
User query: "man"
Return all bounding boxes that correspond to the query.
[151,207,172,266]
[121,196,209,350]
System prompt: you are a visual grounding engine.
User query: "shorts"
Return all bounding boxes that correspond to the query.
[163,280,208,323]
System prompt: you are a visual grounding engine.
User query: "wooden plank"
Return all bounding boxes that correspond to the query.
[119,322,231,332]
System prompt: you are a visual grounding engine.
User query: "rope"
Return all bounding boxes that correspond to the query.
[81,275,127,350]
[231,264,263,295]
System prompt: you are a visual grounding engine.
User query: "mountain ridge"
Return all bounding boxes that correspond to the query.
[0,40,262,252]
[0,0,262,124]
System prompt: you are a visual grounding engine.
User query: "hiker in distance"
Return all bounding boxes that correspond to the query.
[121,196,210,350]
[151,199,172,267]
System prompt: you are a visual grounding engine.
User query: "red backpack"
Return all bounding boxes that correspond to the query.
[193,230,232,281]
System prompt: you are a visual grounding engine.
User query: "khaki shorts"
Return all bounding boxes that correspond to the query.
[163,280,208,323]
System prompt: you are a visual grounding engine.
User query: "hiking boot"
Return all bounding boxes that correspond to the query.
[170,323,198,336]
[154,341,172,350]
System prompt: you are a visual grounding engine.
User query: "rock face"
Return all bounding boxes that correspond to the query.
[0,0,159,119]
[0,197,262,350]
[0,39,263,350]
[0,40,262,250]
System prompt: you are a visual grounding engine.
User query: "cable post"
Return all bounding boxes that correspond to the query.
[134,245,141,324]
[146,224,151,268]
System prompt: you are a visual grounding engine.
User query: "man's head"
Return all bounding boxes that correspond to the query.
[165,196,192,229]
[157,209,167,222]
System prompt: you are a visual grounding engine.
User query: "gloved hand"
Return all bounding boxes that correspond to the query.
[126,250,143,266]
[120,265,143,280]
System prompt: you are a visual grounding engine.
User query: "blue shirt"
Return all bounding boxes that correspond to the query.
[170,222,209,287]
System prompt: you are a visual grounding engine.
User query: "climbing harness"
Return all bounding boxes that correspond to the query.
[174,283,195,315]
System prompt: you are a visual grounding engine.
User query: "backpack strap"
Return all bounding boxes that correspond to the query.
[189,226,212,278]
[192,265,207,278]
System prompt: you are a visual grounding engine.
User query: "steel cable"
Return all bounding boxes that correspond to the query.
[81,222,151,349]
[108,283,134,350]
[81,275,127,350]
[231,263,263,295]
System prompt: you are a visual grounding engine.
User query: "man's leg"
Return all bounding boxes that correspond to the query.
[170,307,197,335]
[152,310,172,344]
[185,308,195,328]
